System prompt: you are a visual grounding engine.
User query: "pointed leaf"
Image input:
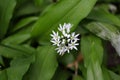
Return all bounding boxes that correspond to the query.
[31,0,97,44]
[24,46,58,80]
[0,0,16,39]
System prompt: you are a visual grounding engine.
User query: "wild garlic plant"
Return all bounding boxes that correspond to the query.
[50,23,80,55]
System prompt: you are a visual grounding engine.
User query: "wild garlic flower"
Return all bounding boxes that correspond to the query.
[50,23,80,55]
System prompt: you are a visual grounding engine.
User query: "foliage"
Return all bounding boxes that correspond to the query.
[0,0,120,80]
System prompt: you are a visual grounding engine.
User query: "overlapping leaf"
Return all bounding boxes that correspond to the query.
[24,46,58,80]
[81,35,104,80]
[31,0,97,44]
[0,0,16,39]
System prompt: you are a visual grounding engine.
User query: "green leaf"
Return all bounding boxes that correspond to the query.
[31,0,97,44]
[7,64,30,80]
[11,16,38,33]
[0,55,35,80]
[15,2,40,17]
[85,22,120,56]
[58,53,75,66]
[81,35,103,66]
[24,46,58,80]
[0,0,16,39]
[102,67,111,80]
[52,67,71,80]
[81,35,104,80]
[7,57,33,80]
[109,70,120,80]
[72,75,83,80]
[0,44,35,58]
[102,67,120,80]
[0,56,4,66]
[34,0,44,6]
[0,70,7,80]
[85,22,119,40]
[87,7,120,27]
[2,34,30,45]
[2,23,34,45]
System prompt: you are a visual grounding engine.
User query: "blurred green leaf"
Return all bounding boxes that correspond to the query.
[11,16,38,33]
[2,23,34,45]
[85,22,119,40]
[6,56,34,80]
[81,35,103,66]
[24,46,58,80]
[0,56,4,66]
[2,34,30,45]
[81,35,104,80]
[0,70,7,80]
[58,53,75,66]
[102,67,111,80]
[0,44,35,58]
[102,67,120,80]
[52,67,71,80]
[98,0,120,2]
[7,64,29,80]
[72,75,83,80]
[15,2,40,17]
[87,7,120,27]
[109,70,120,80]
[0,0,16,39]
[34,0,44,6]
[31,0,97,44]
[85,22,120,56]
[78,63,87,79]
[0,45,35,80]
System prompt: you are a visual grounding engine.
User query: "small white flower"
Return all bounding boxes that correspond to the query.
[50,31,60,46]
[69,41,79,50]
[64,23,72,33]
[71,32,79,42]
[50,23,80,55]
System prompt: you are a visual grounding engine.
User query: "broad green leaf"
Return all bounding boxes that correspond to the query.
[15,2,40,17]
[2,24,34,45]
[102,67,111,80]
[10,55,35,67]
[85,22,119,40]
[87,62,103,80]
[0,0,16,39]
[6,55,35,80]
[92,62,103,80]
[109,70,120,80]
[0,70,7,80]
[85,22,120,56]
[31,0,97,44]
[24,46,58,80]
[87,7,120,27]
[73,75,83,80]
[87,65,94,80]
[78,63,87,79]
[34,0,44,6]
[81,35,104,80]
[52,67,71,80]
[0,46,35,80]
[7,65,29,80]
[11,16,38,33]
[102,67,120,80]
[0,44,35,58]
[81,35,103,66]
[58,53,75,66]
[2,34,30,45]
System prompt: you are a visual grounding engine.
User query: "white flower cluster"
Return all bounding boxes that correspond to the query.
[50,23,80,55]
